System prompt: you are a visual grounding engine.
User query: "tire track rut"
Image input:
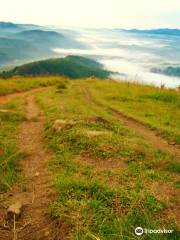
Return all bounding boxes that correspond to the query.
[82,86,180,160]
[0,95,66,240]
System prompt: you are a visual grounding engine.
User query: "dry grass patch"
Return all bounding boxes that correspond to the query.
[77,155,127,169]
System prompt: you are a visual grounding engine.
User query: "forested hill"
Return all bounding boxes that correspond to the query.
[0,56,110,79]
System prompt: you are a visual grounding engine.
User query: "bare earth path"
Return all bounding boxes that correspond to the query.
[0,87,47,105]
[0,94,62,240]
[82,86,180,160]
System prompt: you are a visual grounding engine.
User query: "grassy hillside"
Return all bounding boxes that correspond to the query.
[0,56,110,79]
[0,77,179,239]
[0,98,25,192]
[36,80,179,239]
[0,76,67,95]
[86,79,180,144]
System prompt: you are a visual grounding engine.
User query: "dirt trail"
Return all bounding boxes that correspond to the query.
[0,95,64,240]
[82,86,180,159]
[0,87,47,105]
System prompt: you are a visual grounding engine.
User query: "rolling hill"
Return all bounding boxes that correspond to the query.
[0,22,21,32]
[152,66,180,77]
[15,29,64,40]
[0,37,40,65]
[0,22,85,67]
[0,56,110,79]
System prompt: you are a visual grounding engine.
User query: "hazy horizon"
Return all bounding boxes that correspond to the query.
[1,0,180,29]
[2,21,180,31]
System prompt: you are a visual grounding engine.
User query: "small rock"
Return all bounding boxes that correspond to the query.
[52,119,77,132]
[169,142,176,146]
[86,130,107,137]
[35,172,40,177]
[52,119,67,132]
[7,201,22,220]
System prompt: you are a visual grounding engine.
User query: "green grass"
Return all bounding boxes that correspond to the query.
[86,79,180,144]
[167,162,180,173]
[144,92,179,103]
[0,99,25,192]
[35,80,180,239]
[0,76,179,238]
[0,76,68,96]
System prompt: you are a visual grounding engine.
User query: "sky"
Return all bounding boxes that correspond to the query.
[1,0,180,29]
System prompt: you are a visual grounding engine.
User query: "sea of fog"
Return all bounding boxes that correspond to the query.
[53,28,180,88]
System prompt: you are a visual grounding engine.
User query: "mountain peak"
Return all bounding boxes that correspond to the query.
[0,21,19,29]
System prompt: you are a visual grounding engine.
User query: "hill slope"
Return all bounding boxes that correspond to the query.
[0,56,110,79]
[0,78,179,238]
[14,30,82,48]
[152,66,180,77]
[0,22,85,66]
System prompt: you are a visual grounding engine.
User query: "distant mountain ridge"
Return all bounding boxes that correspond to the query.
[0,56,110,79]
[0,22,45,31]
[120,28,180,36]
[152,66,180,77]
[0,22,85,67]
[15,29,64,39]
[0,22,20,29]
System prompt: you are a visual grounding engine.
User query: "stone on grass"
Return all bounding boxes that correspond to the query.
[35,172,40,177]
[7,201,23,220]
[53,119,77,132]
